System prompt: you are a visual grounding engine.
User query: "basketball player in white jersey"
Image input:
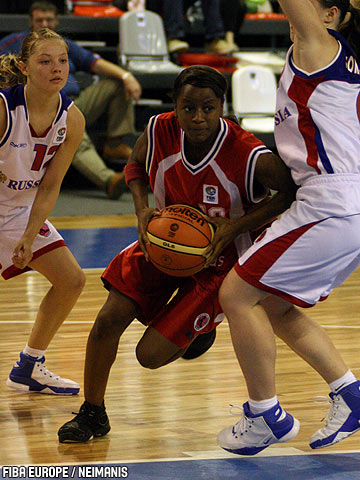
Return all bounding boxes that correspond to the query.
[0,28,85,394]
[217,0,360,455]
[57,65,297,442]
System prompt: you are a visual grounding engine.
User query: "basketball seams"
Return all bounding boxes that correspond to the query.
[148,216,212,244]
[147,232,208,255]
[145,204,213,276]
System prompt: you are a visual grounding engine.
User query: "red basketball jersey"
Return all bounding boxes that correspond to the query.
[145,112,272,263]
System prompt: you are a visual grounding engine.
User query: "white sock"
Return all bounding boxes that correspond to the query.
[248,395,278,415]
[329,370,357,393]
[23,344,46,360]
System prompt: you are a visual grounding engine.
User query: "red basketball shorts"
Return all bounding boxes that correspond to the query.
[102,241,232,348]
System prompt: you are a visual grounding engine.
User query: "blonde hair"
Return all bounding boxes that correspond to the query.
[0,28,67,89]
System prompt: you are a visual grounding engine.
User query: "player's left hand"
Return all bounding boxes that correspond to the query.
[12,238,33,269]
[203,216,240,267]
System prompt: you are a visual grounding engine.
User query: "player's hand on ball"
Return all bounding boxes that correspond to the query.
[137,206,161,259]
[204,216,240,267]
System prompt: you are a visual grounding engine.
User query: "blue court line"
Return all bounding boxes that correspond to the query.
[1,454,360,480]
[59,227,138,269]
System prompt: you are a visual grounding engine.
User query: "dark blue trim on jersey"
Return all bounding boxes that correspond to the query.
[0,85,27,114]
[313,121,334,174]
[0,93,12,148]
[288,30,360,85]
[55,91,73,124]
[145,115,157,174]
[246,146,270,200]
[182,118,228,174]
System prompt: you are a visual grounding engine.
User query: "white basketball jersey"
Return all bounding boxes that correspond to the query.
[275,30,360,186]
[0,84,73,210]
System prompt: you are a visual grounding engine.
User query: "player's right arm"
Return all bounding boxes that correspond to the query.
[278,0,339,72]
[125,131,159,259]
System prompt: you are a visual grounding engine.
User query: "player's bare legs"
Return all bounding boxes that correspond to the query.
[219,268,275,400]
[84,288,137,405]
[261,296,348,383]
[28,247,85,349]
[136,326,187,369]
[58,287,188,442]
[85,289,187,405]
[217,268,300,455]
[6,247,85,395]
[217,269,359,455]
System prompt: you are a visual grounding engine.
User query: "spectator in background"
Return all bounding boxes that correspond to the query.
[220,0,247,53]
[0,0,68,13]
[146,0,234,55]
[0,1,143,200]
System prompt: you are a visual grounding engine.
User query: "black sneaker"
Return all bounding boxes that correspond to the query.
[181,330,216,360]
[58,401,110,443]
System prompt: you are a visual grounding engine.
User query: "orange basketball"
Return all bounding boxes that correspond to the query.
[146,204,214,277]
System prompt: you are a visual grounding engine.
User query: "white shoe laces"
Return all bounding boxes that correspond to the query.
[313,394,341,425]
[228,404,254,437]
[36,361,60,380]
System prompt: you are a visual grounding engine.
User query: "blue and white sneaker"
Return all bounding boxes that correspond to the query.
[6,352,80,395]
[309,381,360,449]
[217,402,300,455]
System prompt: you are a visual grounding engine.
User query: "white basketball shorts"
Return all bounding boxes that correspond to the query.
[235,176,360,307]
[0,206,65,280]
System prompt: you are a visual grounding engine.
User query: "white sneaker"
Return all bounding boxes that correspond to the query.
[218,402,300,455]
[310,381,360,449]
[6,352,80,395]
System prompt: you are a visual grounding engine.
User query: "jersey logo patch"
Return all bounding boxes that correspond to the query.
[194,313,210,331]
[39,223,51,237]
[203,185,218,204]
[0,171,7,183]
[53,127,66,144]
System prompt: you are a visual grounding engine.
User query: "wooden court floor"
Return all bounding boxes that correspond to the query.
[0,215,359,467]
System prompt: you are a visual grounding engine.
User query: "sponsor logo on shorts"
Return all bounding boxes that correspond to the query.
[39,223,51,237]
[57,128,66,136]
[194,313,210,331]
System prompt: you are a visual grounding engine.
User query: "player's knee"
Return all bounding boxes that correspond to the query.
[90,309,128,342]
[135,343,162,370]
[62,267,86,296]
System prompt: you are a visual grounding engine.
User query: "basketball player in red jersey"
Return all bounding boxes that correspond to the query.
[58,65,297,442]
